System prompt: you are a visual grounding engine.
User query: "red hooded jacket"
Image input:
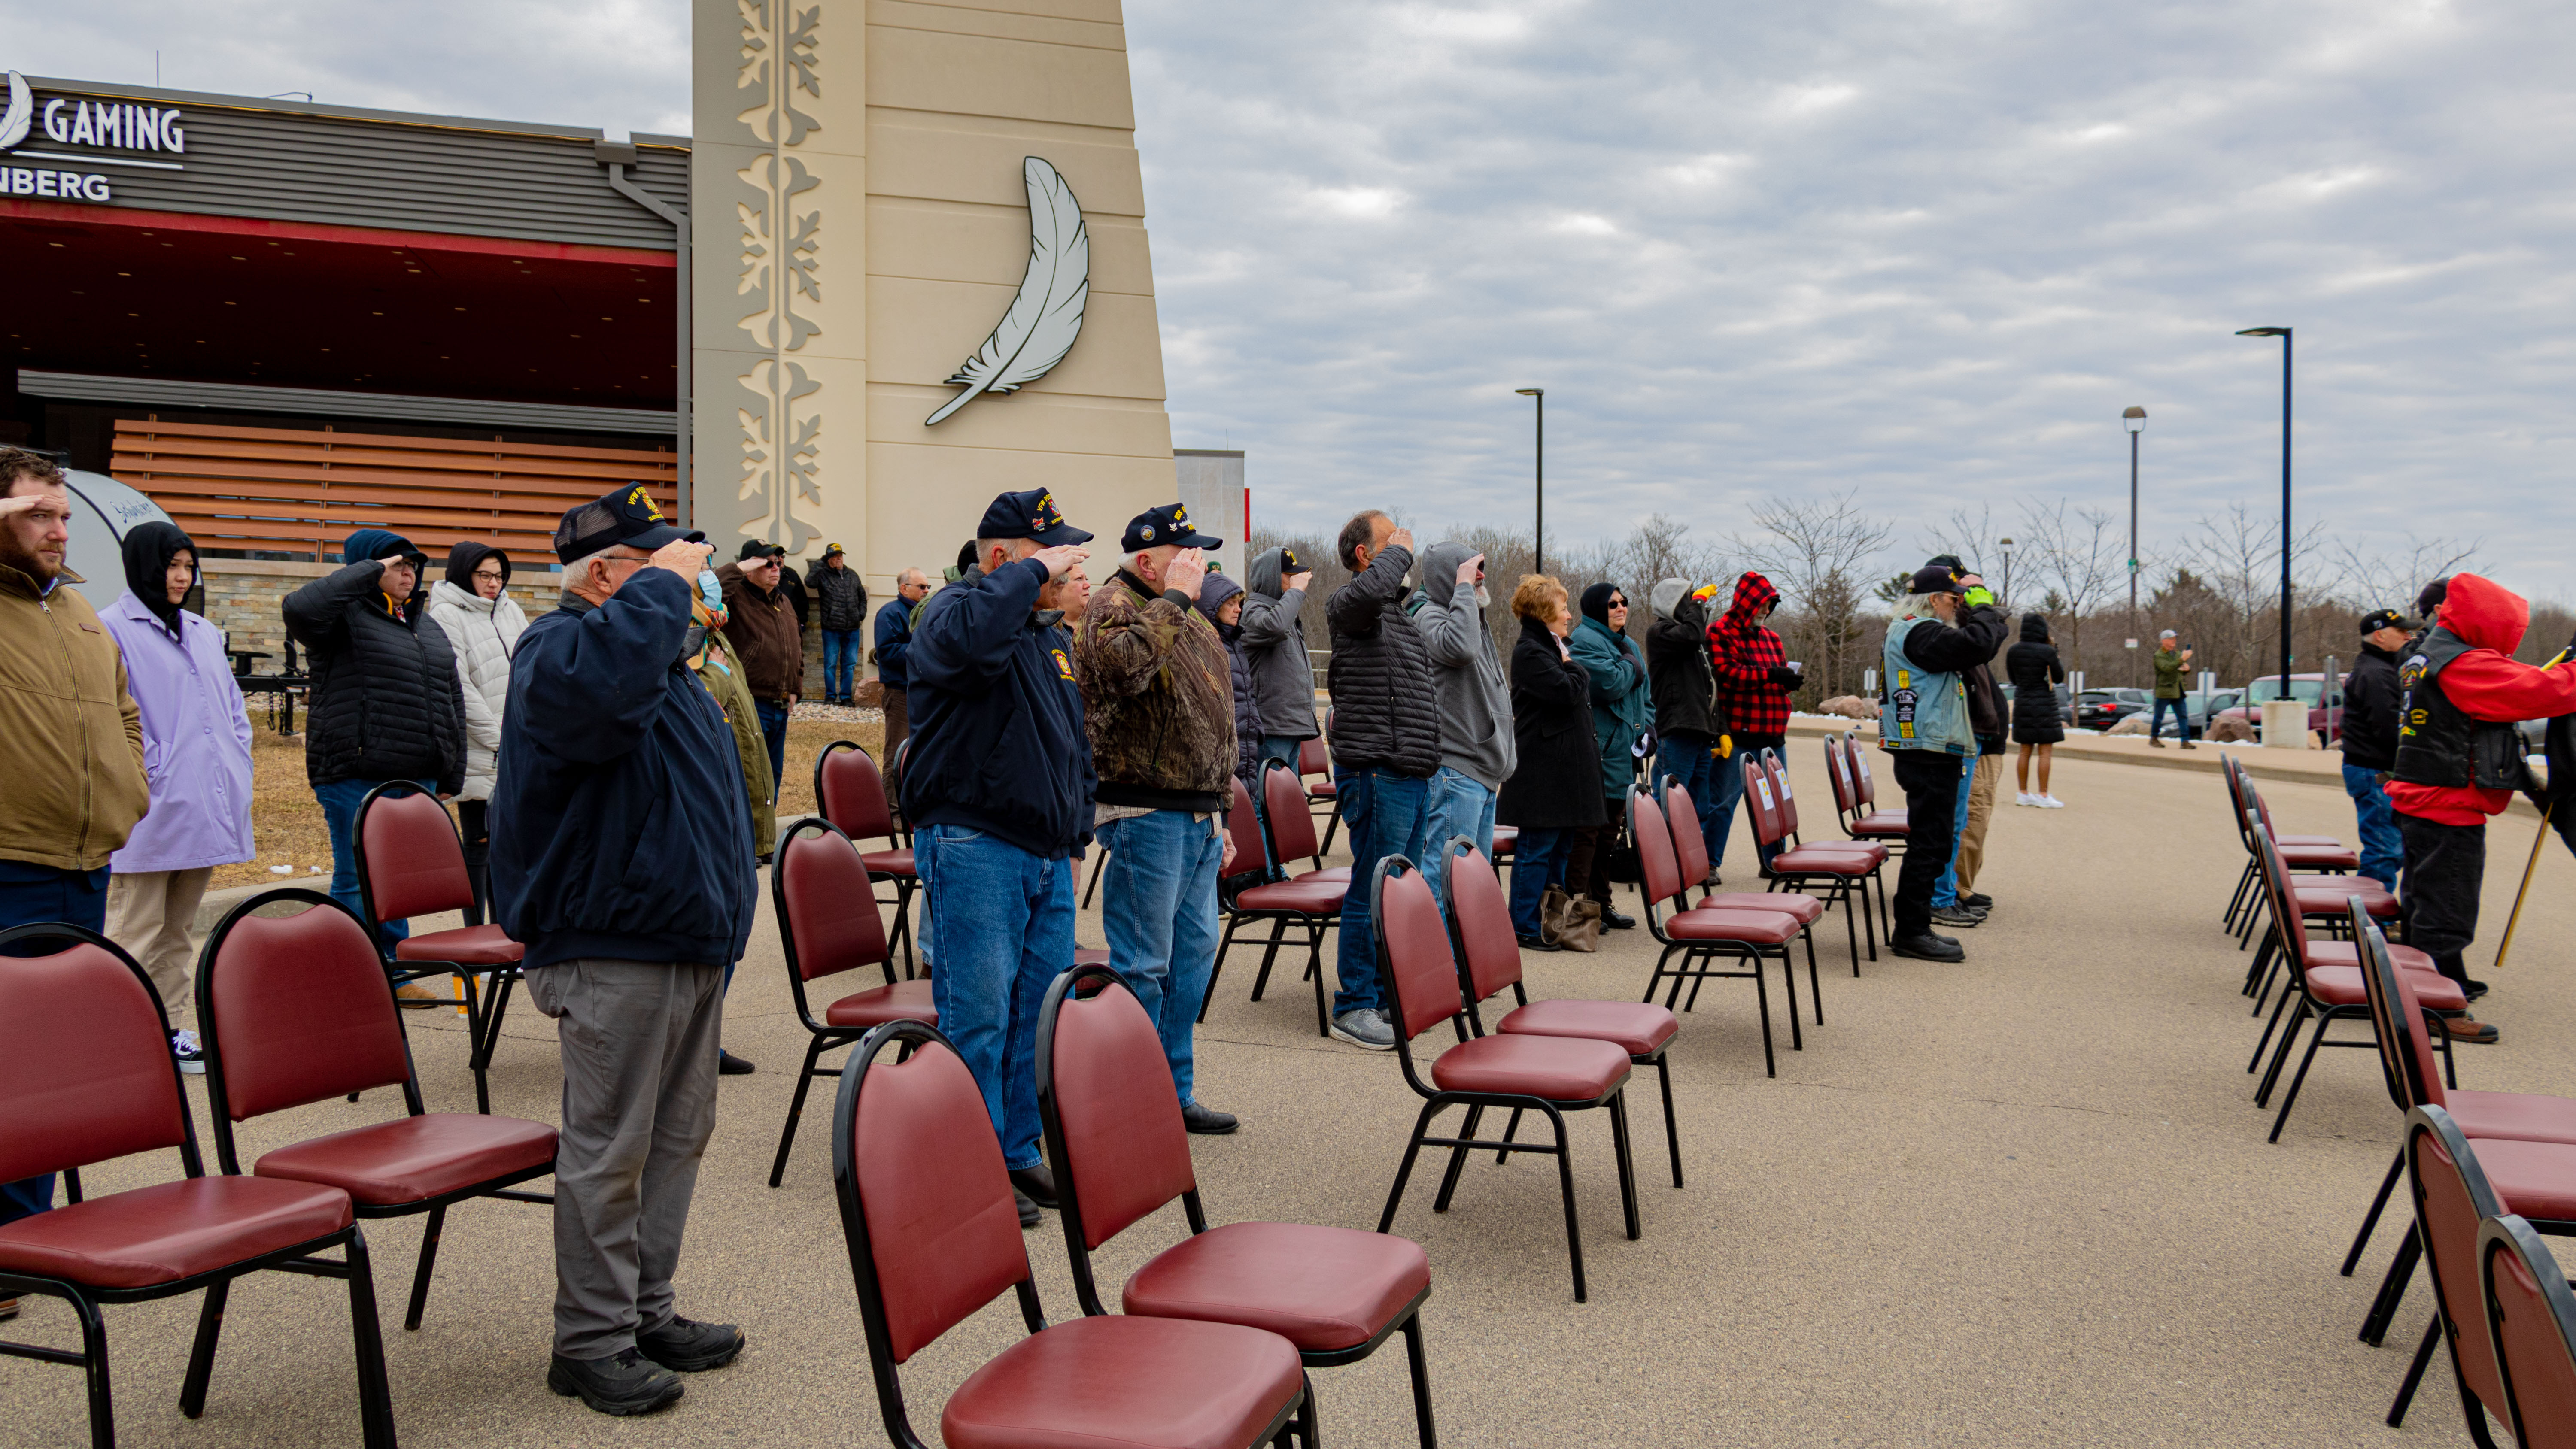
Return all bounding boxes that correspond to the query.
[1709,571,1792,737]
[2385,573,2576,827]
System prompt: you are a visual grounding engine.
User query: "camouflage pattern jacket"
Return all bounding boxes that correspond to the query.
[1073,568,1237,814]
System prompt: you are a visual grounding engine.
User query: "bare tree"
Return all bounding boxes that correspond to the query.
[2324,535,2480,617]
[1728,490,1896,700]
[2176,500,2331,684]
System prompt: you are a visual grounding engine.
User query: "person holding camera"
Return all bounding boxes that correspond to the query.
[2149,631,2194,747]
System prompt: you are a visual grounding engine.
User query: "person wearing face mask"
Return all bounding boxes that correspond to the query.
[1568,582,1649,928]
[426,540,529,925]
[99,521,253,1078]
[282,526,466,956]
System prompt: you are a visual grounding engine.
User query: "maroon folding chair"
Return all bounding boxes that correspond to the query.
[1303,723,1347,856]
[2481,1214,2576,1448]
[2239,803,2399,1004]
[2224,758,2361,943]
[353,780,526,1113]
[2380,1107,2576,1434]
[1371,854,1640,1301]
[0,924,396,1449]
[1741,752,1883,967]
[814,740,919,972]
[1656,773,1826,1001]
[196,889,556,1332]
[1039,961,1438,1446]
[830,1019,1313,1449]
[1824,733,1908,855]
[770,816,937,1188]
[1762,747,1889,931]
[1631,788,1805,1076]
[1444,837,1683,1189]
[1203,770,1341,1037]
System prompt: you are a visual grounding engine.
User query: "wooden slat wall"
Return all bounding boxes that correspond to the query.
[111,419,679,562]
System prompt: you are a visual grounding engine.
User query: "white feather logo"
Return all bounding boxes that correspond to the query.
[924,156,1090,426]
[0,73,31,152]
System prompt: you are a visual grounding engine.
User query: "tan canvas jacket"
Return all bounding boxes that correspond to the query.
[0,561,149,870]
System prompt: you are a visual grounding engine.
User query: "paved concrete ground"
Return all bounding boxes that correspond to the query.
[9,746,2571,1447]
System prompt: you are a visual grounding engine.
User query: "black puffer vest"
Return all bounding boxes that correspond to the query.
[2393,628,2530,791]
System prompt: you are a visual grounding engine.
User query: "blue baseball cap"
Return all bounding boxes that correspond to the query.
[1121,502,1222,553]
[974,488,1092,546]
[555,484,703,564]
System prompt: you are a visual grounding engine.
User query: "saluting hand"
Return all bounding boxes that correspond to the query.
[1031,544,1088,582]
[1163,548,1207,603]
[650,539,714,581]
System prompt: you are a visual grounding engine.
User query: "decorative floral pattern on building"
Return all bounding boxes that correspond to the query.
[729,0,823,552]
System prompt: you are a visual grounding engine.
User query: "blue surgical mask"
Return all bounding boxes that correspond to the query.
[699,570,723,612]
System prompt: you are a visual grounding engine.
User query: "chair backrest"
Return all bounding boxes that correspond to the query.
[816,741,897,846]
[2249,826,2312,975]
[775,818,895,986]
[1260,760,1320,866]
[1373,856,1463,1042]
[1850,737,1883,809]
[1629,788,1687,911]
[1740,754,1786,848]
[200,891,414,1125]
[1823,734,1858,816]
[836,1027,1033,1365]
[1039,971,1196,1250]
[1761,749,1802,836]
[0,926,194,1182]
[1443,840,1523,1002]
[2355,909,2444,1114]
[1663,778,1713,886]
[1297,734,1329,779]
[2405,1105,2512,1417]
[1226,775,1272,880]
[357,784,472,924]
[2482,1214,2576,1449]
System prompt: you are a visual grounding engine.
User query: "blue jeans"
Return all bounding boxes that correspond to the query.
[0,861,111,1226]
[1419,766,1498,909]
[1333,766,1432,1018]
[917,824,1073,1171]
[1097,811,1225,1107]
[820,630,861,701]
[1656,735,1722,872]
[1259,734,1306,770]
[2150,697,2190,740]
[2344,764,2404,889]
[1706,749,1780,874]
[1507,827,1575,937]
[1933,754,1975,907]
[316,776,437,952]
[756,700,790,804]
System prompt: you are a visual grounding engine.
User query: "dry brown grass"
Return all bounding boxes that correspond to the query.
[213,713,887,889]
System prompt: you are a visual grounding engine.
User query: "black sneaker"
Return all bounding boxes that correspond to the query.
[1599,906,1637,930]
[1889,932,1965,963]
[1015,1187,1040,1228]
[717,1051,755,1076]
[1181,1102,1239,1135]
[549,1349,685,1416]
[1516,933,1561,953]
[171,1029,206,1076]
[1009,1163,1057,1208]
[1930,906,1983,929]
[638,1316,744,1373]
[2463,979,2491,1003]
[1961,893,1993,910]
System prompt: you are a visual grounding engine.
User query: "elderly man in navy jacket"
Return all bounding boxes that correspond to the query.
[491,486,755,1417]
[902,488,1094,1228]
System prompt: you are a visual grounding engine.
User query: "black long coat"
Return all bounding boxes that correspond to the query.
[1497,617,1605,829]
[2004,615,2066,746]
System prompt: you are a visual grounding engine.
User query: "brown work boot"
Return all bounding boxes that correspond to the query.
[2439,1016,2500,1045]
[2181,740,2197,750]
[2148,736,2165,748]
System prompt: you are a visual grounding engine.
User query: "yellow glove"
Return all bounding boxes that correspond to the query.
[1962,584,1996,609]
[1716,734,1733,759]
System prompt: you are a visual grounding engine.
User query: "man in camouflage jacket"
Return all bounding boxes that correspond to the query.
[1071,503,1242,1134]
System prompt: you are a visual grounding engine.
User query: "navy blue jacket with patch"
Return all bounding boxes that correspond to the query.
[900,556,1095,860]
[489,567,758,969]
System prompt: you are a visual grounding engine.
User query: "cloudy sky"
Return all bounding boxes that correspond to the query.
[13,0,2573,603]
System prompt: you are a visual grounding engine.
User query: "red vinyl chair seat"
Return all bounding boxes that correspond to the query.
[1296,867,1352,886]
[1428,1033,1630,1102]
[2307,939,2437,975]
[255,1113,558,1207]
[0,1177,353,1290]
[2275,833,2346,848]
[1120,1220,1432,1354]
[1306,781,1338,800]
[1691,891,1825,925]
[823,978,939,1029]
[2292,881,2399,917]
[2461,1139,2576,1224]
[1498,998,1680,1057]
[1073,947,1112,968]
[392,922,522,966]
[1847,818,1910,837]
[2452,1091,2576,1147]
[860,847,915,877]
[1236,879,1348,913]
[1490,825,1518,855]
[1771,846,1881,875]
[2303,964,2467,1013]
[1663,909,1804,946]
[2280,843,2362,870]
[941,1312,1305,1449]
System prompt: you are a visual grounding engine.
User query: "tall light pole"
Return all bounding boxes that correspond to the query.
[1997,537,2015,609]
[2236,328,2293,688]
[1515,387,1544,576]
[2124,405,2146,683]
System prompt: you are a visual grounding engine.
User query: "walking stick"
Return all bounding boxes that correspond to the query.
[2493,645,2573,972]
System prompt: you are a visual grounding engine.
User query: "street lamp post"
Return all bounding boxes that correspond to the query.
[2236,329,2293,689]
[2124,405,2146,683]
[1516,388,1544,576]
[1997,537,2015,609]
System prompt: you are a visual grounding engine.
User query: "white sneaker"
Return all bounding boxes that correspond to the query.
[2015,792,2038,806]
[171,1028,206,1075]
[2039,794,2067,809]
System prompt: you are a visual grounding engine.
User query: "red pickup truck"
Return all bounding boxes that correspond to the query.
[2214,674,2343,743]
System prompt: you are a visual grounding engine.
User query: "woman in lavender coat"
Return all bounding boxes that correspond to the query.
[100,523,254,1074]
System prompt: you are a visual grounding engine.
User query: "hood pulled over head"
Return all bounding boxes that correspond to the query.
[1417,540,1481,610]
[2019,612,2051,643]
[1247,545,1291,601]
[1580,581,1622,627]
[1723,570,1780,634]
[1194,570,1245,632]
[1650,578,1691,620]
[121,520,196,636]
[2437,572,2529,655]
[445,539,510,591]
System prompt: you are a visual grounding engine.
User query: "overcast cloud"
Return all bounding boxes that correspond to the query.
[11,0,2573,601]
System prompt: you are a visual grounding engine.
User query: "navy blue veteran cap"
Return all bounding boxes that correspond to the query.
[1121,502,1222,553]
[555,484,704,564]
[975,488,1092,546]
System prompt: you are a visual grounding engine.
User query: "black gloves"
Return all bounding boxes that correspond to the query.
[1767,665,1804,688]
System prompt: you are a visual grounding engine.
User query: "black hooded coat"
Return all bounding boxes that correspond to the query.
[2004,613,2065,746]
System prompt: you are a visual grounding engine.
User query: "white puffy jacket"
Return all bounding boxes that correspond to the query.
[425,579,529,800]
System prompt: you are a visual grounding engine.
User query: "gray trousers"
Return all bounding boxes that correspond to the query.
[525,959,724,1360]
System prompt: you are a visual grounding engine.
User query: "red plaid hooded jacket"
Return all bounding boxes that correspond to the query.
[1708,571,1792,737]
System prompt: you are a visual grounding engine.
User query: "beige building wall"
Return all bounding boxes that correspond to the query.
[692,0,1173,601]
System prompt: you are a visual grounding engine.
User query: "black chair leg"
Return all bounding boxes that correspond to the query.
[180,1277,228,1417]
[343,1228,398,1449]
[2248,986,2298,1074]
[1379,1101,1443,1233]
[2387,1314,2441,1428]
[1400,1313,1439,1449]
[2361,1224,2421,1345]
[1081,845,1107,908]
[1755,951,1776,1079]
[1778,946,1801,1052]
[72,1292,114,1446]
[2266,1012,2337,1141]
[1804,930,1823,1024]
[1308,923,1331,1039]
[1544,1104,1587,1302]
[1491,1107,1524,1167]
[1653,1055,1682,1188]
[1249,918,1289,1002]
[769,1034,835,1187]
[2254,1000,2310,1105]
[1433,1104,1486,1212]
[2343,1149,2405,1276]
[1200,913,1242,1024]
[1608,1091,1640,1241]
[404,1203,446,1330]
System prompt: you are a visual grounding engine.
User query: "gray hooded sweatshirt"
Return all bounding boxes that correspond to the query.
[1241,546,1318,740]
[1406,540,1517,791]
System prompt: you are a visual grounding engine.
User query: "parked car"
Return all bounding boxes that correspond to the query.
[2215,675,2343,743]
[1995,682,2074,718]
[2073,688,2151,732]
[2146,690,2242,740]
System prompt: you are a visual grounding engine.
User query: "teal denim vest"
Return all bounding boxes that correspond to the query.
[1883,616,1975,755]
